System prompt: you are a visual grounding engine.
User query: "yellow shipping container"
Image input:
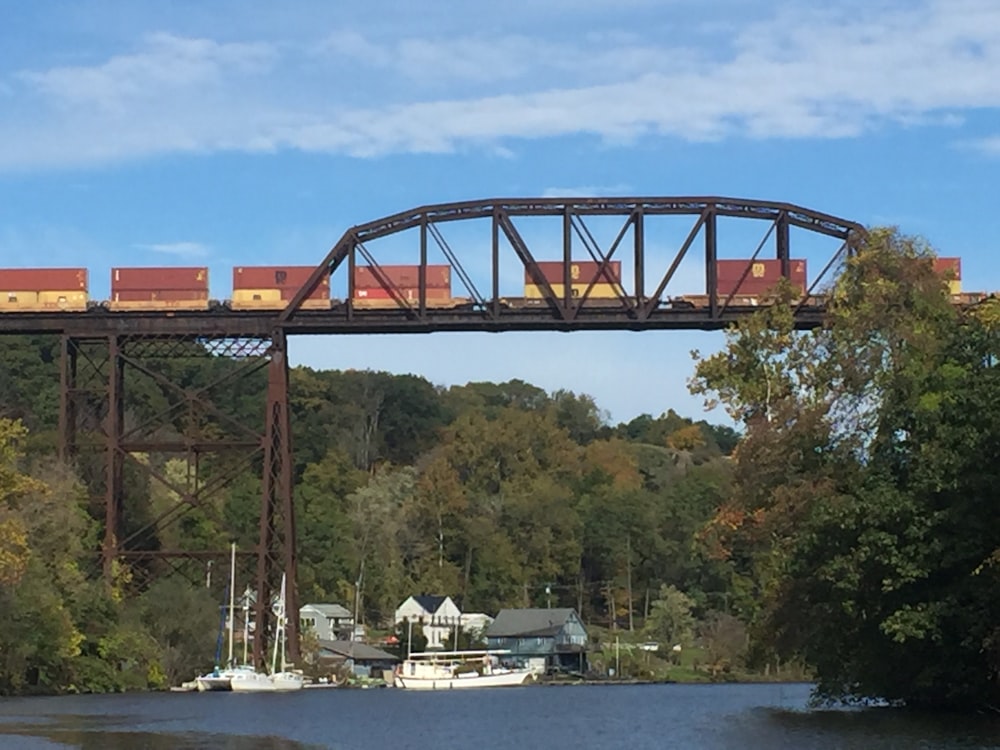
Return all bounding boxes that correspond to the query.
[37,291,88,311]
[231,289,281,310]
[230,289,329,311]
[0,291,39,310]
[523,282,625,300]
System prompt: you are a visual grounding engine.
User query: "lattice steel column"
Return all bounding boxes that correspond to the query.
[254,329,299,668]
[57,335,77,463]
[104,335,125,579]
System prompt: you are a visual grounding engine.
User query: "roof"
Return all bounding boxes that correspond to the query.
[486,609,581,638]
[318,640,399,662]
[301,603,352,619]
[411,594,448,613]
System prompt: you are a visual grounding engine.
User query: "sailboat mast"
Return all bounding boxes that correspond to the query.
[271,572,286,675]
[243,585,250,666]
[227,542,236,668]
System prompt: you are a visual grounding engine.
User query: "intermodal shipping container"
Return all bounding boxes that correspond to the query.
[523,283,625,300]
[526,261,622,285]
[353,265,451,290]
[233,266,330,293]
[0,268,88,291]
[352,287,453,302]
[112,267,209,291]
[112,290,209,302]
[716,259,807,297]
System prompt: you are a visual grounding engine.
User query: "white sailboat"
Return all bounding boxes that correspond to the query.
[196,543,241,691]
[196,544,267,692]
[231,573,305,692]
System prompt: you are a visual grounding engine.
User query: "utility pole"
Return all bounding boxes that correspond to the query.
[626,533,634,632]
[546,584,552,609]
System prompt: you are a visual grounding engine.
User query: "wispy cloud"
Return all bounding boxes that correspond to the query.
[1,0,999,170]
[964,135,1000,155]
[137,241,211,258]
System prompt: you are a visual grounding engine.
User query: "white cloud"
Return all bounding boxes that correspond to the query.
[1,0,999,170]
[964,135,1000,155]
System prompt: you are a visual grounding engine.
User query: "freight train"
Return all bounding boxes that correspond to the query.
[0,258,973,313]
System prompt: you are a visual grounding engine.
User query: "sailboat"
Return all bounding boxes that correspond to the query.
[231,573,305,692]
[195,544,261,691]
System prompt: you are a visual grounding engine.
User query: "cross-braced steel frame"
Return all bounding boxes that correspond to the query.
[56,331,298,668]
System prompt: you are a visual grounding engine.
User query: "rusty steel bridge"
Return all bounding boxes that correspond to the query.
[0,197,864,668]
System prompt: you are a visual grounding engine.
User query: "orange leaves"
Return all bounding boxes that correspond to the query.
[581,438,642,492]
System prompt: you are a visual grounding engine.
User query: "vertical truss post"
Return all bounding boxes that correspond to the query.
[254,329,299,668]
[777,211,790,278]
[491,210,500,317]
[419,216,428,318]
[562,208,572,310]
[705,208,718,319]
[58,335,77,463]
[104,335,125,580]
[634,209,645,305]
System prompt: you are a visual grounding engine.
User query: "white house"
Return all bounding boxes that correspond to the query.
[300,603,354,641]
[394,595,463,650]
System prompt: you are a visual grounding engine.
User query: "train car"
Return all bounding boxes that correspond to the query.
[351,264,460,309]
[0,268,88,312]
[524,260,624,300]
[716,259,807,298]
[231,266,330,310]
[934,257,961,294]
[109,267,209,311]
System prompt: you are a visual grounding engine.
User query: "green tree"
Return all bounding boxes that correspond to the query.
[692,227,1000,709]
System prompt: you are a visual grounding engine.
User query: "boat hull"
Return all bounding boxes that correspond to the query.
[230,672,276,692]
[271,671,306,691]
[395,670,532,690]
[196,675,232,691]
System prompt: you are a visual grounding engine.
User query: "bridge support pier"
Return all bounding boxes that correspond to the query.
[56,331,299,670]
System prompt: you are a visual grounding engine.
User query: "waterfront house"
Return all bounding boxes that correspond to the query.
[317,639,399,680]
[300,603,354,641]
[394,595,462,649]
[485,608,589,674]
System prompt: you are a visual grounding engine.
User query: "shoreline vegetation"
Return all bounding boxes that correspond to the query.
[0,227,997,710]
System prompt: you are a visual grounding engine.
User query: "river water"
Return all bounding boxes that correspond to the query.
[0,683,997,749]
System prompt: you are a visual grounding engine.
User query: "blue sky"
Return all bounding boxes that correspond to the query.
[1,0,999,424]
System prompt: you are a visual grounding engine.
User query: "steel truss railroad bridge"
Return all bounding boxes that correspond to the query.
[0,197,863,668]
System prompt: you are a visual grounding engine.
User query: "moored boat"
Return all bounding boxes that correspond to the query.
[394,650,534,690]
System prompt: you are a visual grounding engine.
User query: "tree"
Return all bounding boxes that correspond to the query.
[691,227,1000,709]
[644,585,695,648]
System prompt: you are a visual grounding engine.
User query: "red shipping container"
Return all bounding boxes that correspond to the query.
[112,290,209,302]
[112,267,209,291]
[233,266,329,290]
[353,265,451,290]
[933,258,961,280]
[0,268,87,291]
[352,287,453,301]
[716,259,807,297]
[233,266,330,301]
[526,261,622,285]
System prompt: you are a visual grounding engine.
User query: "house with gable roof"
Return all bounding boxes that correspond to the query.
[299,603,355,641]
[393,594,462,650]
[486,608,589,674]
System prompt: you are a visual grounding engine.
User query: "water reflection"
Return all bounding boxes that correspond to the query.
[2,722,322,750]
[763,707,1000,748]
